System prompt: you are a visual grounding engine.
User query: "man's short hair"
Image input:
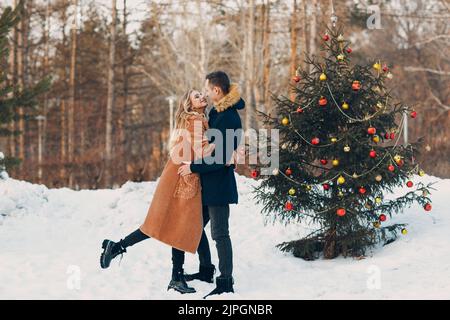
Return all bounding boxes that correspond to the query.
[206,71,230,95]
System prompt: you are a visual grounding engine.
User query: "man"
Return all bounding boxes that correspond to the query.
[178,71,245,298]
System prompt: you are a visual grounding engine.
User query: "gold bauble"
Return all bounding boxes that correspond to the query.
[342,102,349,110]
[373,62,381,71]
[337,34,345,42]
[375,175,382,182]
[352,173,358,179]
[288,188,296,196]
[373,222,381,228]
[401,228,408,235]
[319,73,327,81]
[305,185,312,191]
[331,137,338,143]
[343,145,351,152]
[338,191,344,197]
[281,117,289,126]
[386,72,393,79]
[419,169,425,177]
[373,135,380,143]
[337,175,345,185]
[332,159,340,166]
[375,197,382,204]
[337,54,345,61]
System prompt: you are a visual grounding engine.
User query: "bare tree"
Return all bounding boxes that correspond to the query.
[68,0,78,187]
[105,0,117,186]
[289,0,298,101]
[245,0,257,130]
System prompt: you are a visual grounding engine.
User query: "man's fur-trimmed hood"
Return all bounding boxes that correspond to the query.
[214,83,243,112]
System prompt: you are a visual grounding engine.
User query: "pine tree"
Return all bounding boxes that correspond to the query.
[254,25,433,260]
[0,1,50,179]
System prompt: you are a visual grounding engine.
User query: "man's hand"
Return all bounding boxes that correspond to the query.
[178,164,192,176]
[226,150,237,166]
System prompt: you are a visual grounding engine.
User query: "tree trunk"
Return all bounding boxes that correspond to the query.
[105,0,117,187]
[245,0,256,131]
[309,0,317,72]
[323,226,337,259]
[17,1,25,175]
[289,0,298,102]
[299,0,308,69]
[261,1,271,116]
[120,0,128,177]
[68,0,78,187]
[8,0,18,159]
[59,8,68,183]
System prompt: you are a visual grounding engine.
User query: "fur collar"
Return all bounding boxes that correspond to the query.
[214,83,241,112]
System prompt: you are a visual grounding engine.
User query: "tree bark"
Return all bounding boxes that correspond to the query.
[261,1,271,116]
[105,0,117,187]
[289,0,298,102]
[17,1,25,174]
[245,0,257,131]
[8,0,18,159]
[68,0,78,187]
[309,0,317,72]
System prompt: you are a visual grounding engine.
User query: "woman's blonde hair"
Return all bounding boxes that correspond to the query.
[168,89,206,150]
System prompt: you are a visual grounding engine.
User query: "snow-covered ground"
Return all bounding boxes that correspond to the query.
[0,173,449,299]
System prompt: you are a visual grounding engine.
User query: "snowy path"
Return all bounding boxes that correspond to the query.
[0,174,449,299]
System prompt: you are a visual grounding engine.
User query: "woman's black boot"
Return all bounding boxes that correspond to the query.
[100,239,127,269]
[168,269,196,294]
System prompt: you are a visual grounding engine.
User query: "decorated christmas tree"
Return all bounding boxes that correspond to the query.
[254,25,433,260]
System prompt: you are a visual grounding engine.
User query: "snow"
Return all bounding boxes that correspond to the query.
[0,173,449,299]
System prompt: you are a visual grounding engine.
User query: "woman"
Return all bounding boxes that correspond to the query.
[100,89,216,294]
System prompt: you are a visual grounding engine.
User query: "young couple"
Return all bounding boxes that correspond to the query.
[100,71,245,299]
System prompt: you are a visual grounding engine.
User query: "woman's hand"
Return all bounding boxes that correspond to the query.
[178,164,192,176]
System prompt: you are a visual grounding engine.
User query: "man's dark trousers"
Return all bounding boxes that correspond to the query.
[197,205,232,278]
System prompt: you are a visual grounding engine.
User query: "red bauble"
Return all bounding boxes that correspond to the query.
[311,137,320,145]
[406,181,413,188]
[379,214,387,222]
[424,203,432,211]
[293,75,301,82]
[285,168,292,175]
[367,127,377,135]
[352,80,361,91]
[369,150,377,158]
[319,97,328,106]
[296,107,304,113]
[390,132,395,140]
[320,159,328,165]
[359,187,367,194]
[384,132,390,139]
[388,164,395,172]
[251,169,259,178]
[336,208,346,217]
[411,111,417,118]
[323,183,330,191]
[346,47,352,53]
[285,201,293,211]
[382,65,389,72]
[323,34,330,41]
